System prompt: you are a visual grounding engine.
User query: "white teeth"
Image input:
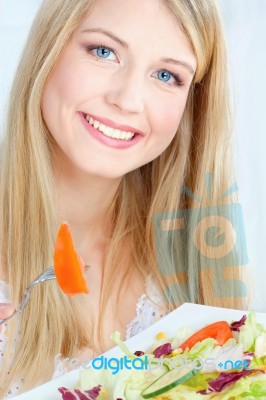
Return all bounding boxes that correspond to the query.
[85,115,135,140]
[94,120,100,129]
[98,123,105,132]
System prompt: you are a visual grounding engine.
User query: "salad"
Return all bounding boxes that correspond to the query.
[57,311,266,399]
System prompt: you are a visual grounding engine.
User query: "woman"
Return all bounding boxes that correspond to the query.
[0,0,250,397]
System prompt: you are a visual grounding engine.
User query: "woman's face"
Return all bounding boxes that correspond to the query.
[41,0,197,179]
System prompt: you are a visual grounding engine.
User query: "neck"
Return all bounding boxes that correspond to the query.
[53,152,122,261]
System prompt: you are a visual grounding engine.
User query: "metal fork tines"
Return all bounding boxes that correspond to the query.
[0,265,90,325]
[15,267,56,314]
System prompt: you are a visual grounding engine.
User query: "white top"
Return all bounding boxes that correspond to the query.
[0,275,167,398]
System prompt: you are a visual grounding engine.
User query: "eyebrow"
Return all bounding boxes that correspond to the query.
[81,28,195,75]
[160,57,195,75]
[81,28,128,48]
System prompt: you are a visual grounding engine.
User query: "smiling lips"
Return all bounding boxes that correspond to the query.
[86,115,135,140]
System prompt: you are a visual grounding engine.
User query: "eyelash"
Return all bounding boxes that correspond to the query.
[157,70,184,87]
[86,43,117,62]
[85,44,184,87]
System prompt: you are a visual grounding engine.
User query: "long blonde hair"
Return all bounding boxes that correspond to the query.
[0,0,250,395]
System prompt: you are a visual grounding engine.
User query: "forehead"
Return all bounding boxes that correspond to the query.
[81,0,172,25]
[75,0,196,64]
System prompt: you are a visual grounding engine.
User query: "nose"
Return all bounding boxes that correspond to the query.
[105,68,145,114]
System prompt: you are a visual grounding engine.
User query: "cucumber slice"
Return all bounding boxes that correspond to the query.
[141,365,197,398]
[125,362,169,398]
[149,361,169,375]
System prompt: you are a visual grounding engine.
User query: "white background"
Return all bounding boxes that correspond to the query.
[0,1,265,311]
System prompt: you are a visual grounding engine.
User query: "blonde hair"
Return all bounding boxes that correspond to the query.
[0,0,250,395]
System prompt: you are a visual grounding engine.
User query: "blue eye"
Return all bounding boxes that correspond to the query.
[156,70,183,86]
[96,47,112,58]
[157,70,172,82]
[87,45,117,62]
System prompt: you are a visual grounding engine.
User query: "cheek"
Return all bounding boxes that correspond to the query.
[50,65,109,111]
[40,71,76,145]
[41,68,71,125]
[153,97,186,140]
[42,61,101,113]
[41,64,99,131]
[46,66,84,106]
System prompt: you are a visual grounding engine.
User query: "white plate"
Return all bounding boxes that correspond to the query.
[14,303,266,399]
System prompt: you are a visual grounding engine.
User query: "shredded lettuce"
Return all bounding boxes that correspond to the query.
[241,377,266,397]
[255,332,266,358]
[136,373,266,400]
[214,375,266,399]
[182,372,219,391]
[76,364,168,400]
[110,331,136,358]
[77,366,146,399]
[171,326,194,349]
[185,338,217,359]
[154,387,204,399]
[250,355,266,368]
[239,311,265,352]
[148,327,193,353]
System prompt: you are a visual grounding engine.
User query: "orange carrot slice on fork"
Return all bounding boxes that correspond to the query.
[54,222,89,295]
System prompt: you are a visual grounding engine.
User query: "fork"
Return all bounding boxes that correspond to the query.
[0,265,90,325]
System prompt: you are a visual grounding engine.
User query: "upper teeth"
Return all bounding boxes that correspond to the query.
[86,115,135,140]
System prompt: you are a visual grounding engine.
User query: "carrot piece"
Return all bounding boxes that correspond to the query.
[253,366,266,371]
[54,222,89,295]
[180,321,233,351]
